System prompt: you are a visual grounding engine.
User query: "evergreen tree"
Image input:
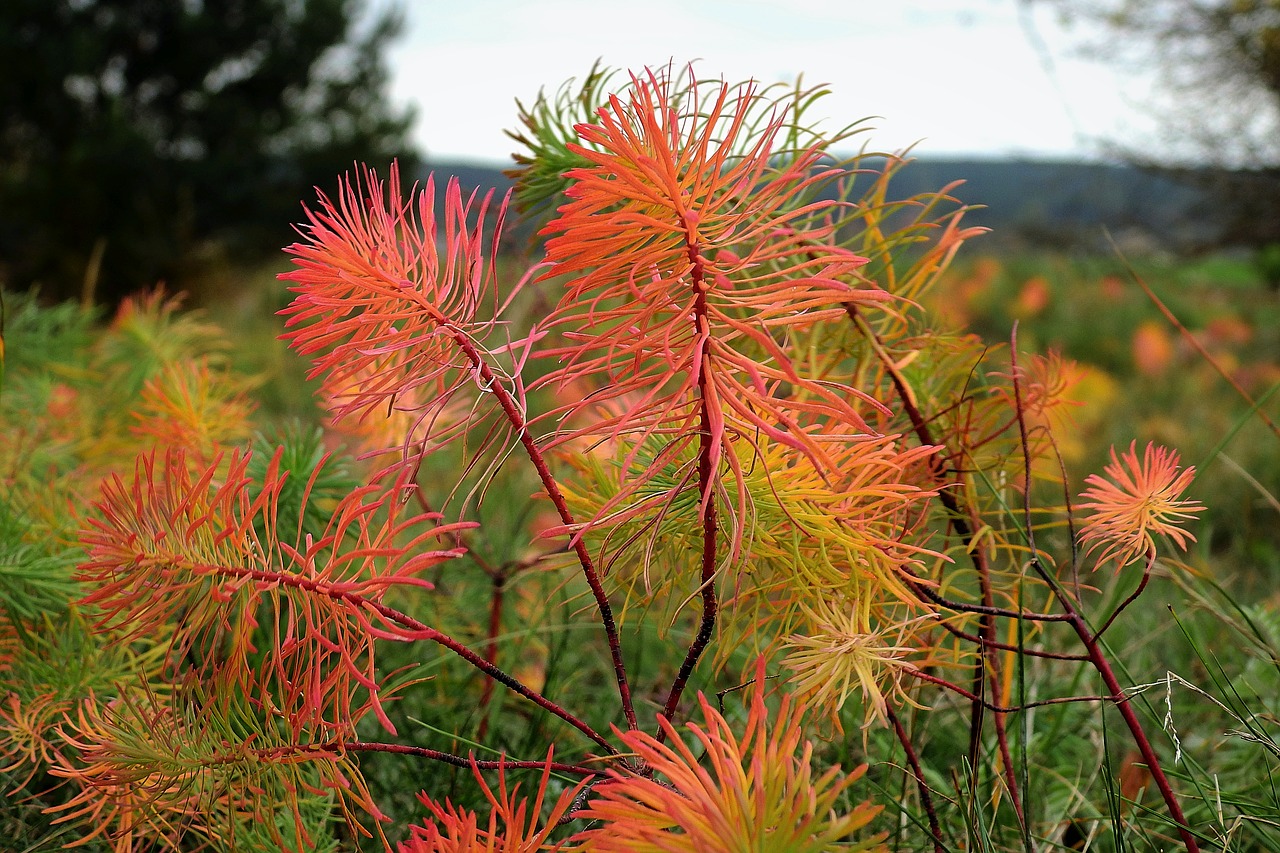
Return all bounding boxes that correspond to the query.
[0,0,417,302]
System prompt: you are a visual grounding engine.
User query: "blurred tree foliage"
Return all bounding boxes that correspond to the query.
[0,0,417,304]
[1036,0,1280,262]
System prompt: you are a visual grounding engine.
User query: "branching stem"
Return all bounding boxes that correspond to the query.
[475,569,506,740]
[1031,555,1201,853]
[344,741,604,776]
[887,706,944,853]
[445,325,638,732]
[1010,332,1198,853]
[907,668,1126,713]
[935,620,1088,660]
[216,563,618,755]
[1091,558,1153,644]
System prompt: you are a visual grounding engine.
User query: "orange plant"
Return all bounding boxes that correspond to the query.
[0,64,1215,852]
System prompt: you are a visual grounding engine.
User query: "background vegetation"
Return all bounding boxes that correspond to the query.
[0,0,416,305]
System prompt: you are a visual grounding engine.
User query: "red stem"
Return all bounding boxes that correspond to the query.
[212,563,617,755]
[343,741,603,777]
[907,668,1126,713]
[1008,332,1197,853]
[887,706,944,853]
[851,305,1023,829]
[1040,559,1200,853]
[448,329,638,731]
[1091,560,1152,644]
[475,569,506,740]
[659,244,719,732]
[902,570,1073,623]
[854,308,1197,849]
[936,620,1088,660]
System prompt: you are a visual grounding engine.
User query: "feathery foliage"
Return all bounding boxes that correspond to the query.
[3,61,1268,853]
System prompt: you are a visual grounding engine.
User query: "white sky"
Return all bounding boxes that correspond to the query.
[379,0,1156,165]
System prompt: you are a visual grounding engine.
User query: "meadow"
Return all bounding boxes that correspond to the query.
[1,65,1278,852]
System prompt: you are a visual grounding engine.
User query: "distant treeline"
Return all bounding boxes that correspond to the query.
[426,157,1211,255]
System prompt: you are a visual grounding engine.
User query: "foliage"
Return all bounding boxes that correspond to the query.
[1,61,1276,853]
[0,0,417,304]
[1038,0,1280,249]
[1078,441,1204,567]
[399,752,585,852]
[930,250,1280,565]
[0,289,324,849]
[571,664,883,853]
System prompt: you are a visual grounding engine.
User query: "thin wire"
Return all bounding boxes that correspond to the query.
[1016,0,1088,144]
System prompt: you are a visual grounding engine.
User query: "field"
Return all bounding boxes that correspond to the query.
[2,71,1279,853]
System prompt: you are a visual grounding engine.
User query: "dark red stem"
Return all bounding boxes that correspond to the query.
[902,570,1073,623]
[1010,332,1197,853]
[448,329,638,731]
[1091,560,1152,643]
[887,706,944,853]
[659,242,719,733]
[907,668,1126,713]
[217,563,617,755]
[852,304,1026,828]
[936,620,1089,660]
[1079,600,1198,849]
[344,741,602,776]
[475,569,507,740]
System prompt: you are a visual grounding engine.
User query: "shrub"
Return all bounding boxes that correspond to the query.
[3,64,1258,852]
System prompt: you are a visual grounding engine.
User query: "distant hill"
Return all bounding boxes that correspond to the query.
[877,159,1210,252]
[422,157,1213,253]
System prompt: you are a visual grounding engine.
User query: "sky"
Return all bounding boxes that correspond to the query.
[378,0,1157,166]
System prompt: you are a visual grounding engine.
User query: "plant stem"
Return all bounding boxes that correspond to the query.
[851,302,1030,831]
[888,706,944,853]
[1006,328,1196,851]
[902,570,1073,623]
[449,328,638,731]
[223,563,619,755]
[659,245,719,732]
[1091,561,1152,644]
[936,621,1088,660]
[369,595,620,754]
[907,669,1125,712]
[1075,604,1199,852]
[475,569,506,740]
[344,741,603,776]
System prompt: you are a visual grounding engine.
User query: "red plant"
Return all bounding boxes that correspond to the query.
[400,752,586,853]
[282,164,519,475]
[77,447,467,736]
[0,62,1221,853]
[571,662,883,852]
[1079,440,1204,567]
[533,68,895,562]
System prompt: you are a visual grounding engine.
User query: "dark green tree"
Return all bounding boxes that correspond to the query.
[1032,0,1280,267]
[0,0,417,303]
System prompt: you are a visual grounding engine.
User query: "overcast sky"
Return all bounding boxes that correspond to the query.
[379,0,1156,165]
